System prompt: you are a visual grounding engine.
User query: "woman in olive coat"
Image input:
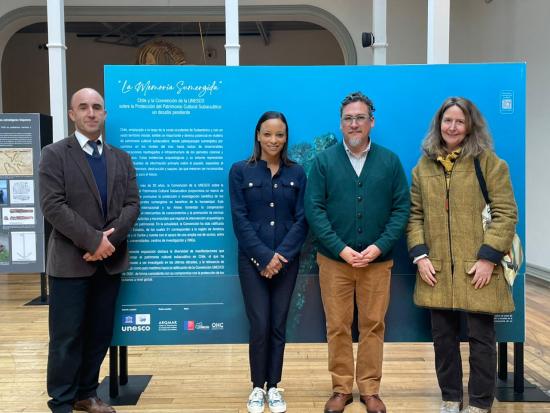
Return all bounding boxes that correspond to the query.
[407,97,518,413]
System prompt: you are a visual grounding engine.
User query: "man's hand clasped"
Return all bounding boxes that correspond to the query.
[83,228,115,262]
[339,244,382,268]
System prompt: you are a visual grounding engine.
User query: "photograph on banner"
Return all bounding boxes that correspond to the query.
[105,63,525,346]
[10,231,37,262]
[0,180,7,204]
[0,148,33,176]
[0,232,9,264]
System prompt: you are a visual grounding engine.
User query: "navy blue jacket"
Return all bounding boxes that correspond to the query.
[229,159,308,270]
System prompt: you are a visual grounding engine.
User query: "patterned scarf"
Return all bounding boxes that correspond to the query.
[437,148,461,186]
[436,148,462,173]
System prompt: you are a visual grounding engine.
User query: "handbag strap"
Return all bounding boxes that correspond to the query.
[474,157,491,204]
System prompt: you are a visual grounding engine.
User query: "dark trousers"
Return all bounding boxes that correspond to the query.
[47,268,121,413]
[431,309,496,410]
[238,252,299,388]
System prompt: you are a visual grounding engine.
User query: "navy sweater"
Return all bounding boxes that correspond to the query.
[86,153,108,218]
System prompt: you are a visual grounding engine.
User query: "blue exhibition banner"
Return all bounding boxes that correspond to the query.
[105,63,526,345]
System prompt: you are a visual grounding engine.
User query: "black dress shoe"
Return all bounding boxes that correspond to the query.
[73,397,116,413]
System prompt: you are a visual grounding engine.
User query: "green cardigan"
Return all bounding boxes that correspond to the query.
[305,142,410,262]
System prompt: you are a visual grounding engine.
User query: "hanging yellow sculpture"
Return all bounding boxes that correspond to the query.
[136,39,186,65]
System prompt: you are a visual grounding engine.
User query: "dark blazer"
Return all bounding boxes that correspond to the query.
[228,160,308,270]
[39,135,140,277]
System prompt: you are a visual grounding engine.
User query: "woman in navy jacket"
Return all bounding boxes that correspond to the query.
[229,111,308,413]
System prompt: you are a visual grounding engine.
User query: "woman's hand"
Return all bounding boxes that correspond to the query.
[417,257,437,287]
[261,253,288,279]
[468,259,495,289]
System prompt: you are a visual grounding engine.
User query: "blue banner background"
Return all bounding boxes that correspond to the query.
[105,63,526,345]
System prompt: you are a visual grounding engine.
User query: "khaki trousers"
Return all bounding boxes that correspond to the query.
[317,253,392,396]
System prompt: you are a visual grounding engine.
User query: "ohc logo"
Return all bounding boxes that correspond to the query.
[211,322,224,330]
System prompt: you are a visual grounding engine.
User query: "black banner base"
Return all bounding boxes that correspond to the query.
[496,373,550,402]
[97,375,152,406]
[24,273,49,306]
[24,296,48,306]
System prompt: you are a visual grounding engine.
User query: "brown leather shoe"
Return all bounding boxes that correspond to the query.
[360,394,386,413]
[73,397,116,413]
[324,392,353,413]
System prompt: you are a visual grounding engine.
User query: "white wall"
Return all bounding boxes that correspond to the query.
[449,0,550,272]
[387,0,427,64]
[2,29,343,114]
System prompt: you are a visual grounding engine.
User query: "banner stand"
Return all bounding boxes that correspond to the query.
[496,342,550,401]
[97,346,151,405]
[24,272,48,306]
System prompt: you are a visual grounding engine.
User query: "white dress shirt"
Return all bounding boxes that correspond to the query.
[74,130,103,156]
[343,139,371,176]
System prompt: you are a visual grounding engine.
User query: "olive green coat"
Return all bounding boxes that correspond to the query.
[407,150,517,314]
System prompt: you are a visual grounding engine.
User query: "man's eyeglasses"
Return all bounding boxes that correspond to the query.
[341,114,371,125]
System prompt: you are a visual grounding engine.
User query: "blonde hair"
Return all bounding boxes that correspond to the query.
[422,97,493,159]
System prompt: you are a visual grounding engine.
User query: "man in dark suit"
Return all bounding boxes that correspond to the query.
[39,88,140,413]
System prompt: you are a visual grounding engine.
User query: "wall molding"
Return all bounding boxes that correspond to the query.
[526,262,550,283]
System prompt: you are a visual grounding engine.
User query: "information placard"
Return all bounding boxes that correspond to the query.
[0,114,49,274]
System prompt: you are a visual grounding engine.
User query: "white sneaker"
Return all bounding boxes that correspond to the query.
[247,387,266,413]
[461,406,490,413]
[267,387,287,413]
[441,400,461,413]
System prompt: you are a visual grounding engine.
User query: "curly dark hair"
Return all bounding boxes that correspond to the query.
[340,91,375,118]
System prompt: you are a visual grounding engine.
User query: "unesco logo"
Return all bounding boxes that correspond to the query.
[121,325,151,332]
[121,315,134,325]
[121,313,151,332]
